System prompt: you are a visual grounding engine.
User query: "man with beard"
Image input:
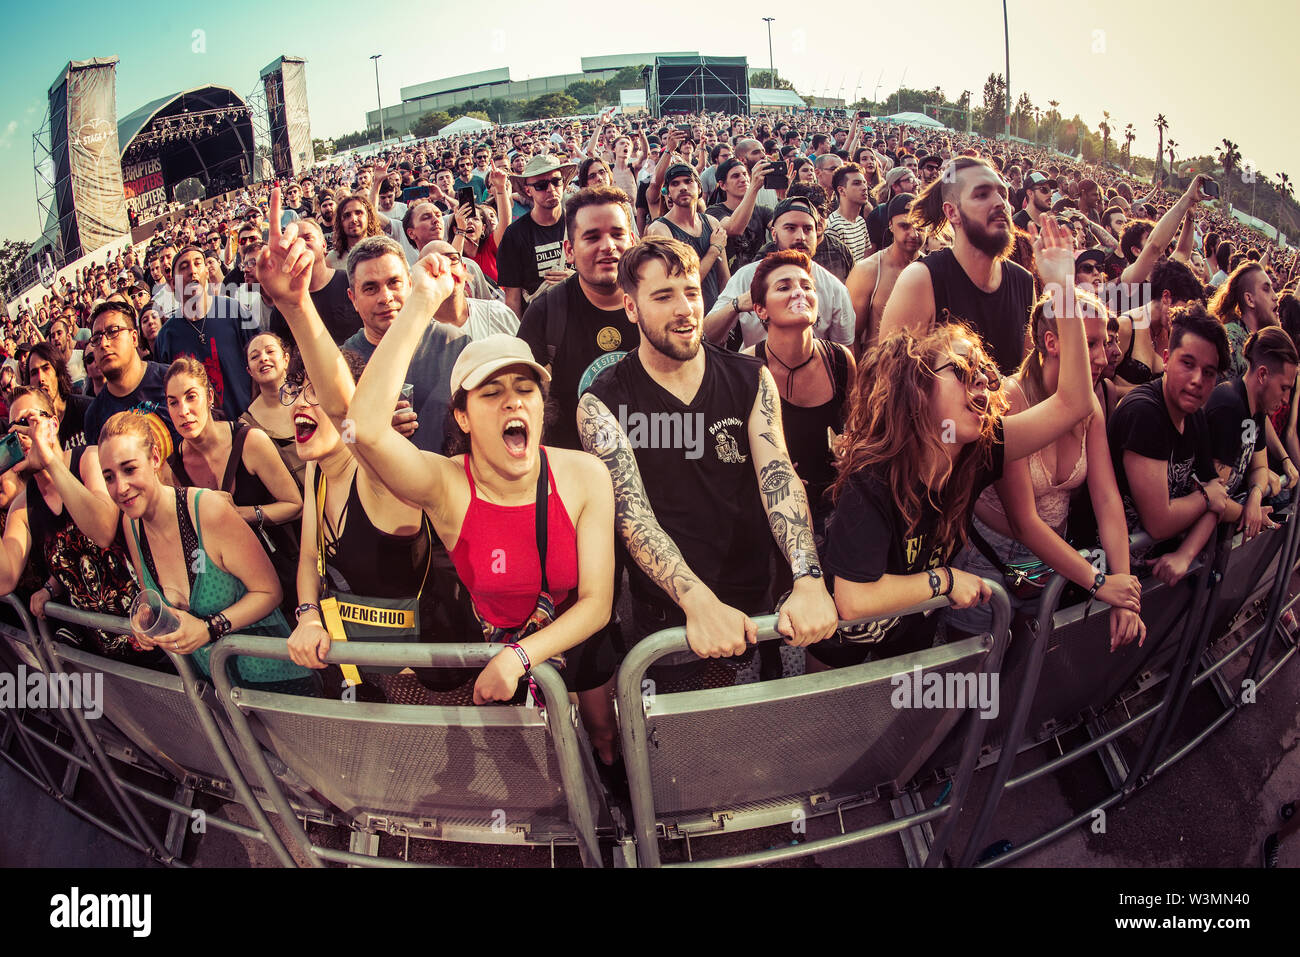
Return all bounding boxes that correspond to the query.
[879,157,1034,375]
[499,156,575,319]
[519,187,638,451]
[153,246,258,421]
[646,164,729,312]
[82,301,180,451]
[847,193,922,356]
[705,198,855,349]
[325,194,387,269]
[315,189,338,247]
[576,236,838,670]
[1013,171,1056,234]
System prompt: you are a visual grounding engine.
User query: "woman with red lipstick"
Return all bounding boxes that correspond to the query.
[258,189,615,757]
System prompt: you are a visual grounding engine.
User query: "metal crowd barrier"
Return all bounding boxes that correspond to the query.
[958,510,1299,866]
[614,583,1013,867]
[209,636,611,868]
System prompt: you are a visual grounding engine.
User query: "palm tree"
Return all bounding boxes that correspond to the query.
[1048,99,1060,147]
[1216,138,1241,209]
[1276,173,1294,240]
[1123,123,1135,170]
[1099,112,1111,165]
[1154,114,1168,179]
[1166,139,1177,174]
[1032,106,1042,143]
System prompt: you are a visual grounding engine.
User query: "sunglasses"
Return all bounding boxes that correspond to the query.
[527,177,563,192]
[1077,262,1102,275]
[933,353,1001,391]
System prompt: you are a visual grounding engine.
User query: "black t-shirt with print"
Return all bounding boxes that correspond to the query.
[706,201,772,273]
[1205,376,1264,496]
[822,419,1005,655]
[1107,377,1216,531]
[496,215,566,296]
[586,342,779,621]
[518,274,640,451]
[268,269,363,346]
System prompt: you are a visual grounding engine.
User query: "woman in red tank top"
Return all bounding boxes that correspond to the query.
[257,198,616,754]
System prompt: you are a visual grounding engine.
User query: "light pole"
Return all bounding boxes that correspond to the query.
[762,18,775,89]
[1002,0,1012,140]
[370,54,384,145]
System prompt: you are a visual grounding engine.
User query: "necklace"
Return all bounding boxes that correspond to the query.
[765,338,817,397]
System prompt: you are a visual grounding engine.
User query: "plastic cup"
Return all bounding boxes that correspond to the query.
[130,589,181,639]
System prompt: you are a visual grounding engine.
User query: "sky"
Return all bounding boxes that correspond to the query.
[1,0,1295,245]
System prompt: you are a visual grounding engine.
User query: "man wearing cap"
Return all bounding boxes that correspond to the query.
[865,165,920,251]
[577,236,838,668]
[847,193,923,356]
[705,197,855,350]
[646,164,729,313]
[1014,170,1057,234]
[498,155,575,319]
[1075,248,1109,297]
[917,154,943,188]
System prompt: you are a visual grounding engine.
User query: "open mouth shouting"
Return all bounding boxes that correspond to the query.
[294,411,319,444]
[502,417,530,459]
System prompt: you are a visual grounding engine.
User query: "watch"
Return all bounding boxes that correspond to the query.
[294,602,322,622]
[1088,572,1106,600]
[792,560,823,583]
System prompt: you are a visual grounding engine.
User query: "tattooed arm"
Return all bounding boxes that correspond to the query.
[747,367,840,647]
[577,392,756,658]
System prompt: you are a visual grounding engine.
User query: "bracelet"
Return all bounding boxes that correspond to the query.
[942,567,955,597]
[253,504,265,529]
[1194,482,1212,511]
[294,602,321,622]
[204,613,232,643]
[505,642,531,673]
[44,577,65,600]
[927,569,942,599]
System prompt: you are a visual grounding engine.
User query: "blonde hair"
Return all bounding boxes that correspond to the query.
[99,410,166,460]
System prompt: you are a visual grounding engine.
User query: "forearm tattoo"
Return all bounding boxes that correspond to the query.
[578,395,701,604]
[753,371,820,573]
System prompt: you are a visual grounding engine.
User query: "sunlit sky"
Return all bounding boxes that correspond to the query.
[1,0,1294,245]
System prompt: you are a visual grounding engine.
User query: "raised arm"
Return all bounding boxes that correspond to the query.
[345,255,464,522]
[577,391,755,657]
[1120,175,1208,285]
[21,422,119,549]
[488,167,512,246]
[726,160,771,236]
[1003,217,1095,461]
[746,368,838,645]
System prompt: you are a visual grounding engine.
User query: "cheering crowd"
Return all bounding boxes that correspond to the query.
[2,108,1299,854]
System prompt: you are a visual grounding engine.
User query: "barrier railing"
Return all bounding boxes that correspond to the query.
[614,583,1012,867]
[208,635,610,868]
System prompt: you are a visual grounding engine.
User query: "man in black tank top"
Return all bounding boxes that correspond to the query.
[646,164,730,313]
[879,157,1034,375]
[578,236,837,662]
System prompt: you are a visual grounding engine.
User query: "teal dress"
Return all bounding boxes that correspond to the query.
[131,486,312,688]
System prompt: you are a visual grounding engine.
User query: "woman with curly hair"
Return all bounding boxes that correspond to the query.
[812,219,1100,668]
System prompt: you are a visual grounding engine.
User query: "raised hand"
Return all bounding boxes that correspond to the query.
[1034,213,1076,293]
[408,250,466,306]
[255,186,313,307]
